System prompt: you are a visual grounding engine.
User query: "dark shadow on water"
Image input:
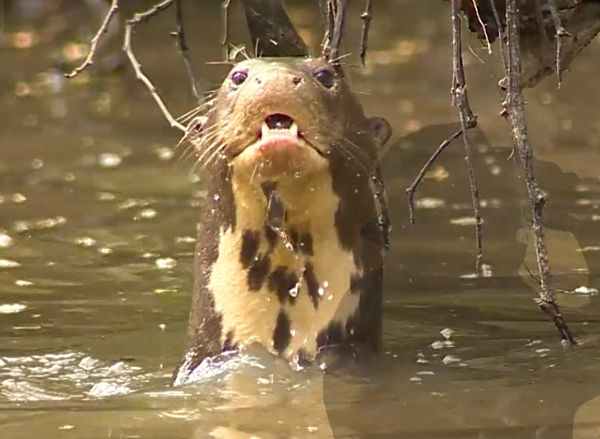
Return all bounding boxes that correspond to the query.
[325,122,600,439]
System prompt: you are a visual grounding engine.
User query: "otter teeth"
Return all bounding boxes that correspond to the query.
[260,121,300,138]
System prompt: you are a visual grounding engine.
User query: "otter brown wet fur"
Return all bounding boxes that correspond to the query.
[174,57,392,385]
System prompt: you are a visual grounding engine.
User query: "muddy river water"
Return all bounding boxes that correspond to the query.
[2,1,600,438]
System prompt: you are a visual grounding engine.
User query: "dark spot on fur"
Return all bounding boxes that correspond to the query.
[299,233,314,255]
[261,181,277,196]
[345,267,384,350]
[248,255,271,291]
[240,230,260,268]
[303,262,321,309]
[264,225,278,252]
[223,330,237,352]
[350,274,364,295]
[289,229,299,251]
[272,310,292,355]
[269,266,299,304]
[316,321,344,350]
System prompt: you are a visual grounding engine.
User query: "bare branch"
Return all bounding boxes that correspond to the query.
[359,0,372,66]
[123,0,185,132]
[450,0,483,273]
[172,0,203,105]
[64,0,120,78]
[503,0,576,345]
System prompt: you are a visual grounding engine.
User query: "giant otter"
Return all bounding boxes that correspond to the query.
[174,57,392,385]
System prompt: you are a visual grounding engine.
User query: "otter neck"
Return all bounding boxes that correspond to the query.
[230,169,341,234]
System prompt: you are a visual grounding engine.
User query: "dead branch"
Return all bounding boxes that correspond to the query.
[503,0,576,345]
[406,0,484,273]
[123,0,185,132]
[406,129,463,224]
[221,0,232,60]
[359,0,373,66]
[172,0,203,105]
[64,0,120,78]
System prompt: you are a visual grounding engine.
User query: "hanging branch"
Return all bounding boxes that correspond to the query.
[359,0,373,66]
[406,0,484,273]
[64,0,120,78]
[65,0,185,132]
[503,0,576,345]
[123,0,185,131]
[172,0,203,105]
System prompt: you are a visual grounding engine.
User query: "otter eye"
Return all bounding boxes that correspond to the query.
[231,70,248,86]
[314,69,335,88]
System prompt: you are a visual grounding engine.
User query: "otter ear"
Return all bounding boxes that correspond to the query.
[367,116,392,158]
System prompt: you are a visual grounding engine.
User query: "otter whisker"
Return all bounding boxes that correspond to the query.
[201,142,228,171]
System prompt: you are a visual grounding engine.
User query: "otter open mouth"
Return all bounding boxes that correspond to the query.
[260,113,301,139]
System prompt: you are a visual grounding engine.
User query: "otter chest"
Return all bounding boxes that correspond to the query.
[208,221,362,360]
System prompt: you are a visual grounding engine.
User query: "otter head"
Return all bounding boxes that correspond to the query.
[198,57,391,188]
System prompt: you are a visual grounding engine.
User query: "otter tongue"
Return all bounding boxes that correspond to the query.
[261,121,299,138]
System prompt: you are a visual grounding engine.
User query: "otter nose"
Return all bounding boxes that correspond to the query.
[254,73,303,86]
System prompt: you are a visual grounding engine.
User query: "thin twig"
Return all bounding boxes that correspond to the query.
[406,129,463,224]
[172,0,203,105]
[221,0,232,61]
[546,0,571,88]
[359,0,372,66]
[123,0,185,132]
[450,0,483,273]
[504,0,576,345]
[327,0,348,70]
[64,0,120,78]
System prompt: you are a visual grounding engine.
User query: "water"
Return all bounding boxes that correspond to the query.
[1,0,600,437]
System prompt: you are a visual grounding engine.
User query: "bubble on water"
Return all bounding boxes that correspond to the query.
[430,341,445,350]
[88,381,131,397]
[0,237,13,247]
[58,425,74,430]
[450,216,479,226]
[12,193,26,203]
[0,259,19,268]
[156,257,177,270]
[156,147,174,161]
[137,208,157,220]
[0,303,27,314]
[15,280,33,286]
[98,153,122,168]
[31,158,44,169]
[440,328,454,339]
[213,194,220,201]
[78,357,99,370]
[98,247,113,255]
[415,197,445,209]
[75,237,96,247]
[442,355,460,365]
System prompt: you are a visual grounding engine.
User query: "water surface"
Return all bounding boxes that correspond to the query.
[2,1,600,438]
